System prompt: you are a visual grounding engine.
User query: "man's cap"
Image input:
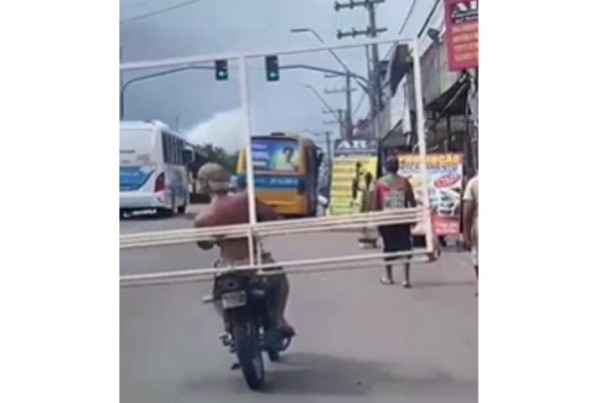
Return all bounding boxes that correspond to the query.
[197,163,230,191]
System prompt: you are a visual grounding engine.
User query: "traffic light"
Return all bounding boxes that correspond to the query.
[215,59,228,81]
[265,55,279,82]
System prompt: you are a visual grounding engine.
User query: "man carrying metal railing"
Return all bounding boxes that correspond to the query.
[193,163,295,338]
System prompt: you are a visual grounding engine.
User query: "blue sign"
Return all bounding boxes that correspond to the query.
[256,176,300,190]
[120,166,154,191]
[237,173,300,190]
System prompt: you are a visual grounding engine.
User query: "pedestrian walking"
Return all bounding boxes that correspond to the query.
[375,157,416,288]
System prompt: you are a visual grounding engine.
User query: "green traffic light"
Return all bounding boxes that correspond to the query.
[265,55,279,81]
[215,59,228,81]
[216,71,227,81]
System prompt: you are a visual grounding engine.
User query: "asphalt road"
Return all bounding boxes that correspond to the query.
[120,215,478,403]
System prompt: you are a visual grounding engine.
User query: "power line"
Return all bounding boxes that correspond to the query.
[353,92,366,117]
[397,0,419,35]
[120,0,203,25]
[382,0,418,63]
[416,0,441,39]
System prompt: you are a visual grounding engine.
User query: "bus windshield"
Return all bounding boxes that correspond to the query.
[251,138,300,173]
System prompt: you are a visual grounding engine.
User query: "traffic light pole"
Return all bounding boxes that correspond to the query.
[119,64,369,120]
[119,65,213,120]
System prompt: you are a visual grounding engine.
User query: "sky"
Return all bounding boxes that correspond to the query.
[119,0,440,152]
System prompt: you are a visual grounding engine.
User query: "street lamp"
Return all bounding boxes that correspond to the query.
[290,27,365,87]
[289,28,365,78]
[427,28,441,43]
[291,27,363,140]
[290,27,326,43]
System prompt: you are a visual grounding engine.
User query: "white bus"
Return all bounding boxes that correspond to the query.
[120,120,193,216]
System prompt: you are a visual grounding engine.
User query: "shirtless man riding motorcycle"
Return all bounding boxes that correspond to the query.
[192,162,295,338]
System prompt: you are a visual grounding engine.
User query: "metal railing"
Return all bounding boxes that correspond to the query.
[120,36,434,289]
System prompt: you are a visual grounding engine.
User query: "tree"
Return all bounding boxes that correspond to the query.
[191,144,238,174]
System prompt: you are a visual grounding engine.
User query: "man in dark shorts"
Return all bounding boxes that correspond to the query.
[375,157,417,288]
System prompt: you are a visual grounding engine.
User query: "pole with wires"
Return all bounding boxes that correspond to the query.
[336,0,388,139]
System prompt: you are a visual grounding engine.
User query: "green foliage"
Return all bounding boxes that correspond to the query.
[192,144,238,174]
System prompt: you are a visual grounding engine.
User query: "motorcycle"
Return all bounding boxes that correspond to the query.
[203,260,293,390]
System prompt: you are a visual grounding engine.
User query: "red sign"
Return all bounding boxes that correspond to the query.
[434,173,461,189]
[444,0,478,71]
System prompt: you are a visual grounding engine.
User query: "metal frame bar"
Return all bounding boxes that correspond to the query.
[410,38,434,253]
[121,209,427,249]
[121,248,435,288]
[238,55,258,267]
[119,36,435,288]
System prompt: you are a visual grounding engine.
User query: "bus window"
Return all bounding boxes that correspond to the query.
[162,132,171,162]
[171,136,178,164]
[161,132,186,165]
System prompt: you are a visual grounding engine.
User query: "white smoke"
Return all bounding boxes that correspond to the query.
[184,108,246,153]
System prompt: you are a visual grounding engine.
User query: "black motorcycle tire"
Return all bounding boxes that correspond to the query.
[232,319,265,390]
[267,348,280,362]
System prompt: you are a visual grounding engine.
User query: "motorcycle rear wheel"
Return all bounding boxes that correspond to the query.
[233,320,265,390]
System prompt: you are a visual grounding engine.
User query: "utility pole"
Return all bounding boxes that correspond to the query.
[324,132,333,162]
[325,75,356,140]
[323,109,345,139]
[316,131,333,165]
[335,0,387,139]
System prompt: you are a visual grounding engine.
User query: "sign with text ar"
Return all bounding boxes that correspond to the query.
[334,139,378,157]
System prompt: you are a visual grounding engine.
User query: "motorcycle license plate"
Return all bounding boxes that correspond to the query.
[221,291,247,309]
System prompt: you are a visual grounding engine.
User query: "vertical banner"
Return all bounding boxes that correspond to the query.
[329,140,378,216]
[444,0,479,72]
[398,153,464,235]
